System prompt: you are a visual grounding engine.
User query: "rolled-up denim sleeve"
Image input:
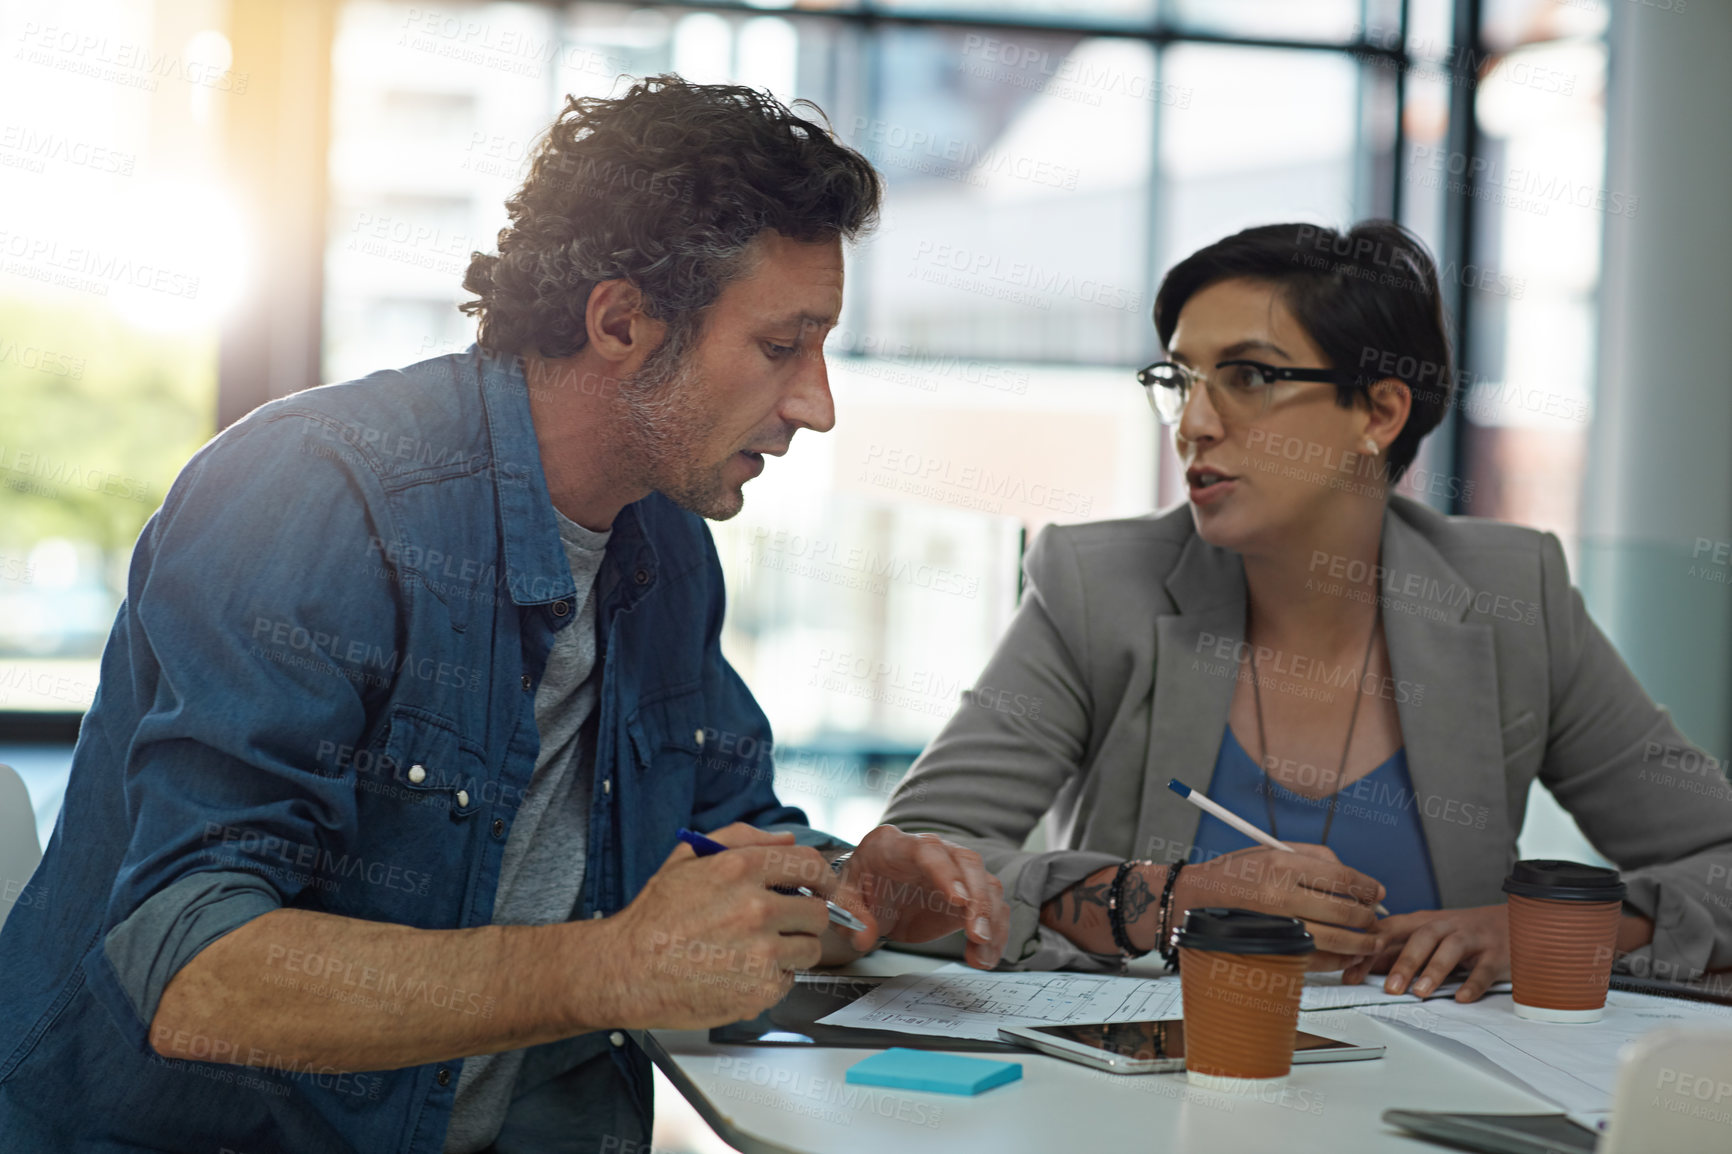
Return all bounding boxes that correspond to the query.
[81,411,404,1054]
[100,871,281,1036]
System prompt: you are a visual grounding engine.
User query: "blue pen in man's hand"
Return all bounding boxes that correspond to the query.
[676,828,869,934]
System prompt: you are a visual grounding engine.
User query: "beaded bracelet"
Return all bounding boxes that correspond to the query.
[1157,860,1186,972]
[1107,860,1152,967]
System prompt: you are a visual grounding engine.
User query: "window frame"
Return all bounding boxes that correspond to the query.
[2,0,1490,740]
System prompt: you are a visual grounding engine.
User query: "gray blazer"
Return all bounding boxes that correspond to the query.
[883,496,1732,976]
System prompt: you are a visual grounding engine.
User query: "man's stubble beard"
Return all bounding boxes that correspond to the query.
[619,338,743,521]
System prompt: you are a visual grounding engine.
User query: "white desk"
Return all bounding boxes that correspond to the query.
[645,951,1563,1154]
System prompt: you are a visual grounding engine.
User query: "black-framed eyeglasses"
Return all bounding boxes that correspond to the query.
[1135,359,1356,425]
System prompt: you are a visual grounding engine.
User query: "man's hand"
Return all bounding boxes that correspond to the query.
[1173,843,1383,971]
[1342,904,1509,1002]
[831,826,1010,970]
[599,823,838,1029]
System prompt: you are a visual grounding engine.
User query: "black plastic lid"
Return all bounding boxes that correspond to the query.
[1501,859,1627,902]
[1171,907,1315,955]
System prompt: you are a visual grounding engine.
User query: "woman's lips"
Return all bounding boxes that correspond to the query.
[1187,470,1238,506]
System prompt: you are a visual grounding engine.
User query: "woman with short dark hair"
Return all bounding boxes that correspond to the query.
[884,220,1732,999]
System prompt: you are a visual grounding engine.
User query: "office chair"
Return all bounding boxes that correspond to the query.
[0,762,43,934]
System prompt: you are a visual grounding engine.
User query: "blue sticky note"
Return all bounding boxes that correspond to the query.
[845,1048,1023,1096]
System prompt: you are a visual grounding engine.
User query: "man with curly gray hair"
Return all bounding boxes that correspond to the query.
[0,75,1010,1154]
[460,75,888,521]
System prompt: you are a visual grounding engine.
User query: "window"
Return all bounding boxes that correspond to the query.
[1456,0,1610,564]
[0,0,240,841]
[320,0,1610,848]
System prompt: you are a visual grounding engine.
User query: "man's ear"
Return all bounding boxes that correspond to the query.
[1364,376,1412,449]
[584,278,667,367]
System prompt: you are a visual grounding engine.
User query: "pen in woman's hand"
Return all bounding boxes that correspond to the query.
[1167,781,1391,916]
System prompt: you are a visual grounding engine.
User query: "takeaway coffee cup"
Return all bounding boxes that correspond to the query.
[1502,859,1626,1023]
[1175,907,1314,1088]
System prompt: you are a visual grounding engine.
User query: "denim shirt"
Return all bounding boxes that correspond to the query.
[0,345,821,1153]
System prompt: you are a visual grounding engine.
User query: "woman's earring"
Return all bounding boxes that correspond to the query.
[1362,438,1379,454]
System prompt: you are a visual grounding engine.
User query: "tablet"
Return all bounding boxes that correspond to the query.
[997,1019,1384,1074]
[711,975,1021,1052]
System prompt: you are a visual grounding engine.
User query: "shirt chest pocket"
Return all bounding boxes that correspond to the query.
[624,689,709,816]
[628,690,713,770]
[342,705,491,926]
[374,705,490,815]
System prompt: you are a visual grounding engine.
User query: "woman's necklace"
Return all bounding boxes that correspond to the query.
[1248,612,1380,846]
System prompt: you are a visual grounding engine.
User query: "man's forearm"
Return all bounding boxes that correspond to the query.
[150,907,623,1072]
[1039,863,1168,955]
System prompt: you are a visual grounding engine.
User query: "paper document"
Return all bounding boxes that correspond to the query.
[818,971,1186,1042]
[1362,990,1732,1116]
[1299,973,1513,1010]
[814,968,1495,1042]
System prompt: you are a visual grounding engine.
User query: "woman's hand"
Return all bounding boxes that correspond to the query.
[1174,843,1384,971]
[1342,904,1509,1001]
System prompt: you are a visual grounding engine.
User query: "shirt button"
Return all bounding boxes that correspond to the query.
[602,779,611,794]
[694,728,705,747]
[408,764,427,785]
[435,1066,451,1087]
[633,568,650,585]
[609,1031,625,1048]
[455,790,470,808]
[521,674,533,691]
[492,818,506,837]
[551,599,570,617]
[591,910,604,919]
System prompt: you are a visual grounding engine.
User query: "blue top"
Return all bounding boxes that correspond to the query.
[1190,728,1442,916]
[0,344,833,1152]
